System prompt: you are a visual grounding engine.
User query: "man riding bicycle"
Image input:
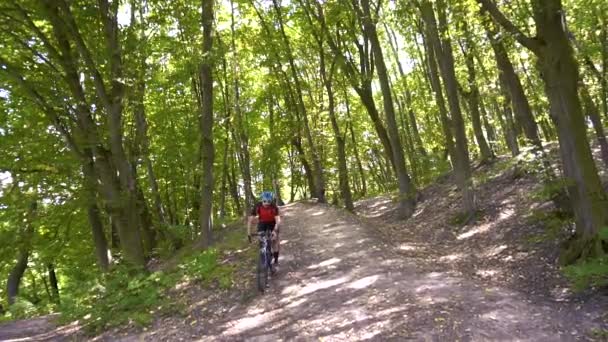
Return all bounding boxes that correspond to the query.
[247,191,281,267]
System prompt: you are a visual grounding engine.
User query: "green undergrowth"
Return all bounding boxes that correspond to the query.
[54,225,249,335]
[563,227,608,291]
[525,209,573,244]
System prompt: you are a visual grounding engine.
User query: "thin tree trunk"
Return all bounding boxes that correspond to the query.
[601,14,608,120]
[47,264,60,303]
[231,0,254,210]
[428,0,474,213]
[420,22,456,166]
[7,201,36,305]
[82,151,110,271]
[384,22,428,158]
[459,28,493,163]
[219,137,229,219]
[483,17,545,154]
[479,98,498,153]
[273,0,325,202]
[228,151,242,215]
[344,92,367,197]
[197,0,215,248]
[360,0,416,218]
[581,84,608,168]
[292,137,316,198]
[319,44,354,211]
[307,2,397,176]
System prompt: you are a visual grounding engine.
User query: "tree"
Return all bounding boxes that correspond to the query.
[197,0,216,247]
[481,0,608,262]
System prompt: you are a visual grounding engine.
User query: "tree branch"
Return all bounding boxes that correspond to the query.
[0,56,83,158]
[477,0,540,53]
[45,0,113,113]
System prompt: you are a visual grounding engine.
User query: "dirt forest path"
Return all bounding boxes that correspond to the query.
[200,202,602,341]
[0,201,604,341]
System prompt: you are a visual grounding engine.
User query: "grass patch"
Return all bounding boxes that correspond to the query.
[55,224,249,335]
[564,256,608,291]
[562,227,608,291]
[589,328,608,340]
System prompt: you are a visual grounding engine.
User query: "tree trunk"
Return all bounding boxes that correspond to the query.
[460,28,493,163]
[198,0,215,248]
[529,0,608,262]
[273,0,325,202]
[581,84,608,169]
[231,0,255,210]
[292,137,316,198]
[345,93,367,197]
[219,137,229,218]
[601,14,608,120]
[228,151,242,215]
[131,8,166,227]
[7,201,36,305]
[319,45,354,211]
[420,22,456,166]
[7,251,29,306]
[484,20,545,156]
[422,0,474,213]
[384,22,428,158]
[47,264,60,303]
[309,2,396,176]
[360,0,416,218]
[82,152,110,271]
[479,98,498,153]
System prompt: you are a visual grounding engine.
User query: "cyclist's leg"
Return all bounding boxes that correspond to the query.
[271,223,280,265]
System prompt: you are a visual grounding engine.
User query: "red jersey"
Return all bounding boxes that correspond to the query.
[251,202,279,223]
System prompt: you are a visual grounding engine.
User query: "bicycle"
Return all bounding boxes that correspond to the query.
[249,230,275,293]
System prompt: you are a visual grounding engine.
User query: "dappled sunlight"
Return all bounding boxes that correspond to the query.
[479,308,519,322]
[399,243,421,251]
[475,269,500,278]
[323,221,345,228]
[368,198,392,208]
[499,207,515,220]
[457,222,493,240]
[415,281,449,293]
[223,309,279,335]
[439,253,467,262]
[347,275,380,289]
[426,272,445,279]
[311,210,326,216]
[457,206,516,240]
[296,276,349,297]
[307,257,341,269]
[285,297,308,308]
[281,276,349,298]
[484,244,508,257]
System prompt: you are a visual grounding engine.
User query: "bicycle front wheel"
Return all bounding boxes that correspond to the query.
[256,251,269,293]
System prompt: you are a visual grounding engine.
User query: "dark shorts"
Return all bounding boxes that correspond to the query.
[257,222,276,232]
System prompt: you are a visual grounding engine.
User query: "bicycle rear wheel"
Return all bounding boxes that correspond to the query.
[256,251,269,293]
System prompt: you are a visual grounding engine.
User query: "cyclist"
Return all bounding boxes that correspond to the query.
[247,191,281,267]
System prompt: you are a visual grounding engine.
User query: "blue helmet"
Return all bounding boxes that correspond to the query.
[261,191,274,203]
